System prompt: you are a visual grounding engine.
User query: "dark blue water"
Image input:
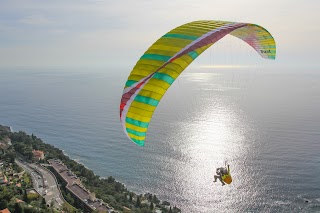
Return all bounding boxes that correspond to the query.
[1,67,319,212]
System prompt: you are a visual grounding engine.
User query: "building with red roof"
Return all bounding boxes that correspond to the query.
[32,150,45,161]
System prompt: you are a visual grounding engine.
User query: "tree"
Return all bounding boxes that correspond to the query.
[66,193,74,205]
[5,152,16,163]
[115,182,123,192]
[0,199,8,209]
[50,200,54,208]
[14,202,24,213]
[107,176,115,183]
[136,196,141,208]
[23,189,29,203]
[62,202,79,213]
[162,201,170,206]
[152,195,160,204]
[150,202,154,210]
[41,197,47,208]
[27,193,40,202]
[31,133,38,141]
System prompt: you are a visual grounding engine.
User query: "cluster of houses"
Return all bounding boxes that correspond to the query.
[0,161,24,187]
[1,148,43,187]
[0,162,27,213]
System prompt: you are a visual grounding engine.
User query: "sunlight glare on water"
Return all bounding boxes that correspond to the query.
[149,69,264,212]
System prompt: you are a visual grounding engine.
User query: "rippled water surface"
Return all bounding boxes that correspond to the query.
[1,67,319,212]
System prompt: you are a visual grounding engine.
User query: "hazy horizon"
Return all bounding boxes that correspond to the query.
[1,0,320,70]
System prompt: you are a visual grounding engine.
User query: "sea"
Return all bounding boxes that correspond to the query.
[0,66,319,212]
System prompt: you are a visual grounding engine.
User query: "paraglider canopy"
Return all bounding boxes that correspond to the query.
[120,20,276,146]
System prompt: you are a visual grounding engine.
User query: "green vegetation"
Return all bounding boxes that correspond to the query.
[0,126,62,213]
[0,124,181,213]
[0,174,52,213]
[62,202,80,213]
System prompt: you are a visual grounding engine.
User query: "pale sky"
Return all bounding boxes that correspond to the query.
[1,0,319,69]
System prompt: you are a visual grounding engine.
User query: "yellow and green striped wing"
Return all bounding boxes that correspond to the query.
[120,20,276,146]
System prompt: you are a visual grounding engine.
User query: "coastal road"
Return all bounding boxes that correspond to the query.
[15,159,65,209]
[15,159,43,191]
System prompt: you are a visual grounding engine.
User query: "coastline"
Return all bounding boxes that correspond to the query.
[1,124,181,213]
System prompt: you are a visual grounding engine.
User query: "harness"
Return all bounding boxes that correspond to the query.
[221,167,232,184]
